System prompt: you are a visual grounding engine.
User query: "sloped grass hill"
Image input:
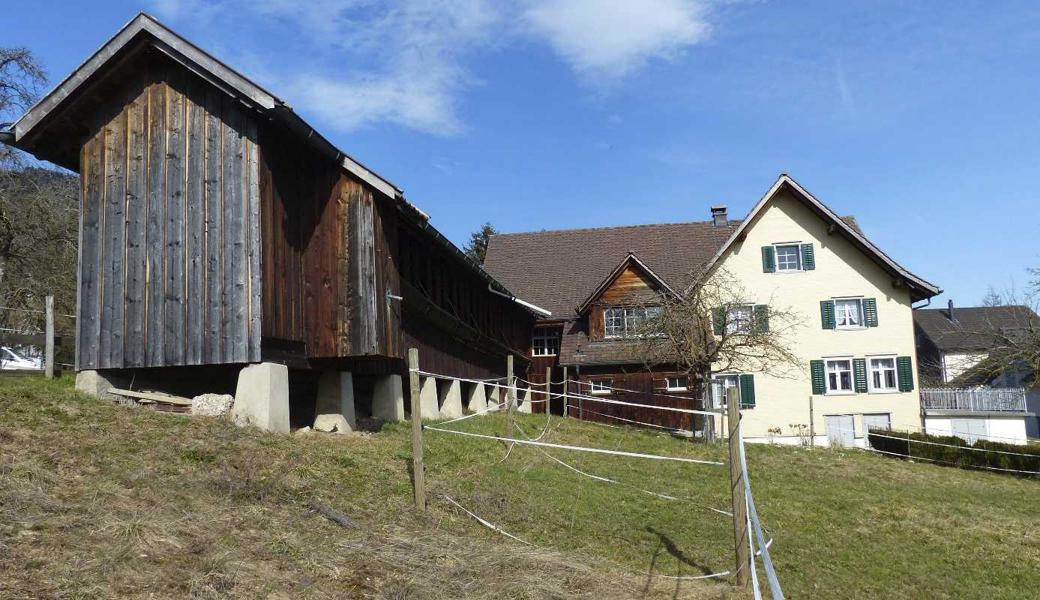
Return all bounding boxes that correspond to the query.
[1,377,1038,598]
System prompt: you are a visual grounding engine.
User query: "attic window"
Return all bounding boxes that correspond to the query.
[775,244,802,272]
[604,306,662,338]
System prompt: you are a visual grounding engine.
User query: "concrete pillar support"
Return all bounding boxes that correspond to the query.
[314,371,356,433]
[438,379,463,419]
[517,384,532,414]
[232,362,290,433]
[75,370,120,401]
[373,374,405,422]
[419,376,439,419]
[466,382,488,413]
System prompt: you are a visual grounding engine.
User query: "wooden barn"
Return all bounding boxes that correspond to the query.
[1,13,540,431]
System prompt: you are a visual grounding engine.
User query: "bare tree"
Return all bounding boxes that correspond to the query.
[981,286,1004,307]
[636,267,803,438]
[0,48,78,349]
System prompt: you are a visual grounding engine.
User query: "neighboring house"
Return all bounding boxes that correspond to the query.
[0,13,537,432]
[485,174,942,446]
[914,302,1039,443]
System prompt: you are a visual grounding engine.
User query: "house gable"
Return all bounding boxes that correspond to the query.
[577,253,675,314]
[705,174,940,302]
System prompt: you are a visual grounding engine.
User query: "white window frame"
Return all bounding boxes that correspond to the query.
[725,304,755,335]
[588,379,612,395]
[867,355,899,393]
[604,306,662,339]
[665,375,690,392]
[834,297,865,329]
[711,374,740,408]
[825,358,855,394]
[774,243,802,272]
[531,328,560,357]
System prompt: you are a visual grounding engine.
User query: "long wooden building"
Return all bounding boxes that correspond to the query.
[1,13,540,431]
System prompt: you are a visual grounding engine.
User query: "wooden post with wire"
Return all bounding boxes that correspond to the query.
[809,395,815,448]
[562,366,569,417]
[45,295,55,379]
[727,386,750,587]
[408,348,425,512]
[506,354,515,440]
[545,366,552,415]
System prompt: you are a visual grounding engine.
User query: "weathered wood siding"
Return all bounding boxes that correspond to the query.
[257,126,402,360]
[587,264,662,341]
[571,369,700,431]
[78,61,261,369]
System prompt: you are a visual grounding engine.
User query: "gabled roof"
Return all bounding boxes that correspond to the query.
[484,219,737,318]
[7,12,403,198]
[914,305,1040,352]
[575,253,678,314]
[702,174,941,302]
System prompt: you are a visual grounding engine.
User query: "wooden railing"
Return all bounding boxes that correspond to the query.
[920,387,1027,413]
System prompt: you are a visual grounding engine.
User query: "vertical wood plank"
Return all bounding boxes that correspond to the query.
[185,79,206,364]
[45,296,54,378]
[79,134,103,369]
[222,101,246,362]
[100,103,126,368]
[203,87,223,363]
[124,81,148,367]
[145,77,167,366]
[164,70,187,365]
[245,118,262,362]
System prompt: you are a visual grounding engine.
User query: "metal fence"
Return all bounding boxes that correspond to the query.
[920,387,1027,413]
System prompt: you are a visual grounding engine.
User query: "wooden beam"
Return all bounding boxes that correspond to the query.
[109,387,193,406]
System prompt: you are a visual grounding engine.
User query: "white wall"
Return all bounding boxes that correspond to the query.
[924,415,1028,445]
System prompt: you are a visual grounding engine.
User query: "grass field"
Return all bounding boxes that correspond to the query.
[1,377,1038,598]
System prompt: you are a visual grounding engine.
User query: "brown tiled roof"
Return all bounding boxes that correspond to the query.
[914,305,1040,351]
[484,220,738,318]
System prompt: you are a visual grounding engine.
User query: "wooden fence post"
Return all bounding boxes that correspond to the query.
[727,386,750,587]
[45,295,55,379]
[408,348,425,512]
[506,354,515,440]
[545,366,552,415]
[562,366,569,417]
[809,395,815,448]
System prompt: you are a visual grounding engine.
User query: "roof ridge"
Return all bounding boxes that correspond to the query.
[491,219,739,238]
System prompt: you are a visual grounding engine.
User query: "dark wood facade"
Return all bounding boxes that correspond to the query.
[8,18,533,380]
[524,258,702,428]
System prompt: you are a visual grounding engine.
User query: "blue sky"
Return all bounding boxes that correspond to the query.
[6,1,1040,306]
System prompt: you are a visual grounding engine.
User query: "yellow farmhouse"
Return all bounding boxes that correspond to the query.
[485,174,941,446]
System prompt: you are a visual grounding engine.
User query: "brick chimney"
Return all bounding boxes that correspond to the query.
[711,205,728,227]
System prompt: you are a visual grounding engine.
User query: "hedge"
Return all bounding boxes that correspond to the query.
[866,429,1040,477]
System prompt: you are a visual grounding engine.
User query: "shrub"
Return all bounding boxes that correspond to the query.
[867,429,1040,477]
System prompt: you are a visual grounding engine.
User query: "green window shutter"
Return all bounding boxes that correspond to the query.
[863,298,879,327]
[753,304,769,332]
[800,243,815,270]
[897,356,914,391]
[761,246,776,273]
[712,307,726,335]
[739,374,756,408]
[820,300,836,329]
[810,360,826,394]
[853,358,868,393]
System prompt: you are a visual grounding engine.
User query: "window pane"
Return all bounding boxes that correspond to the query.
[775,245,801,271]
[835,299,862,327]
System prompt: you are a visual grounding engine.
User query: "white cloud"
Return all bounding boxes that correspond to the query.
[152,0,716,134]
[522,0,712,79]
